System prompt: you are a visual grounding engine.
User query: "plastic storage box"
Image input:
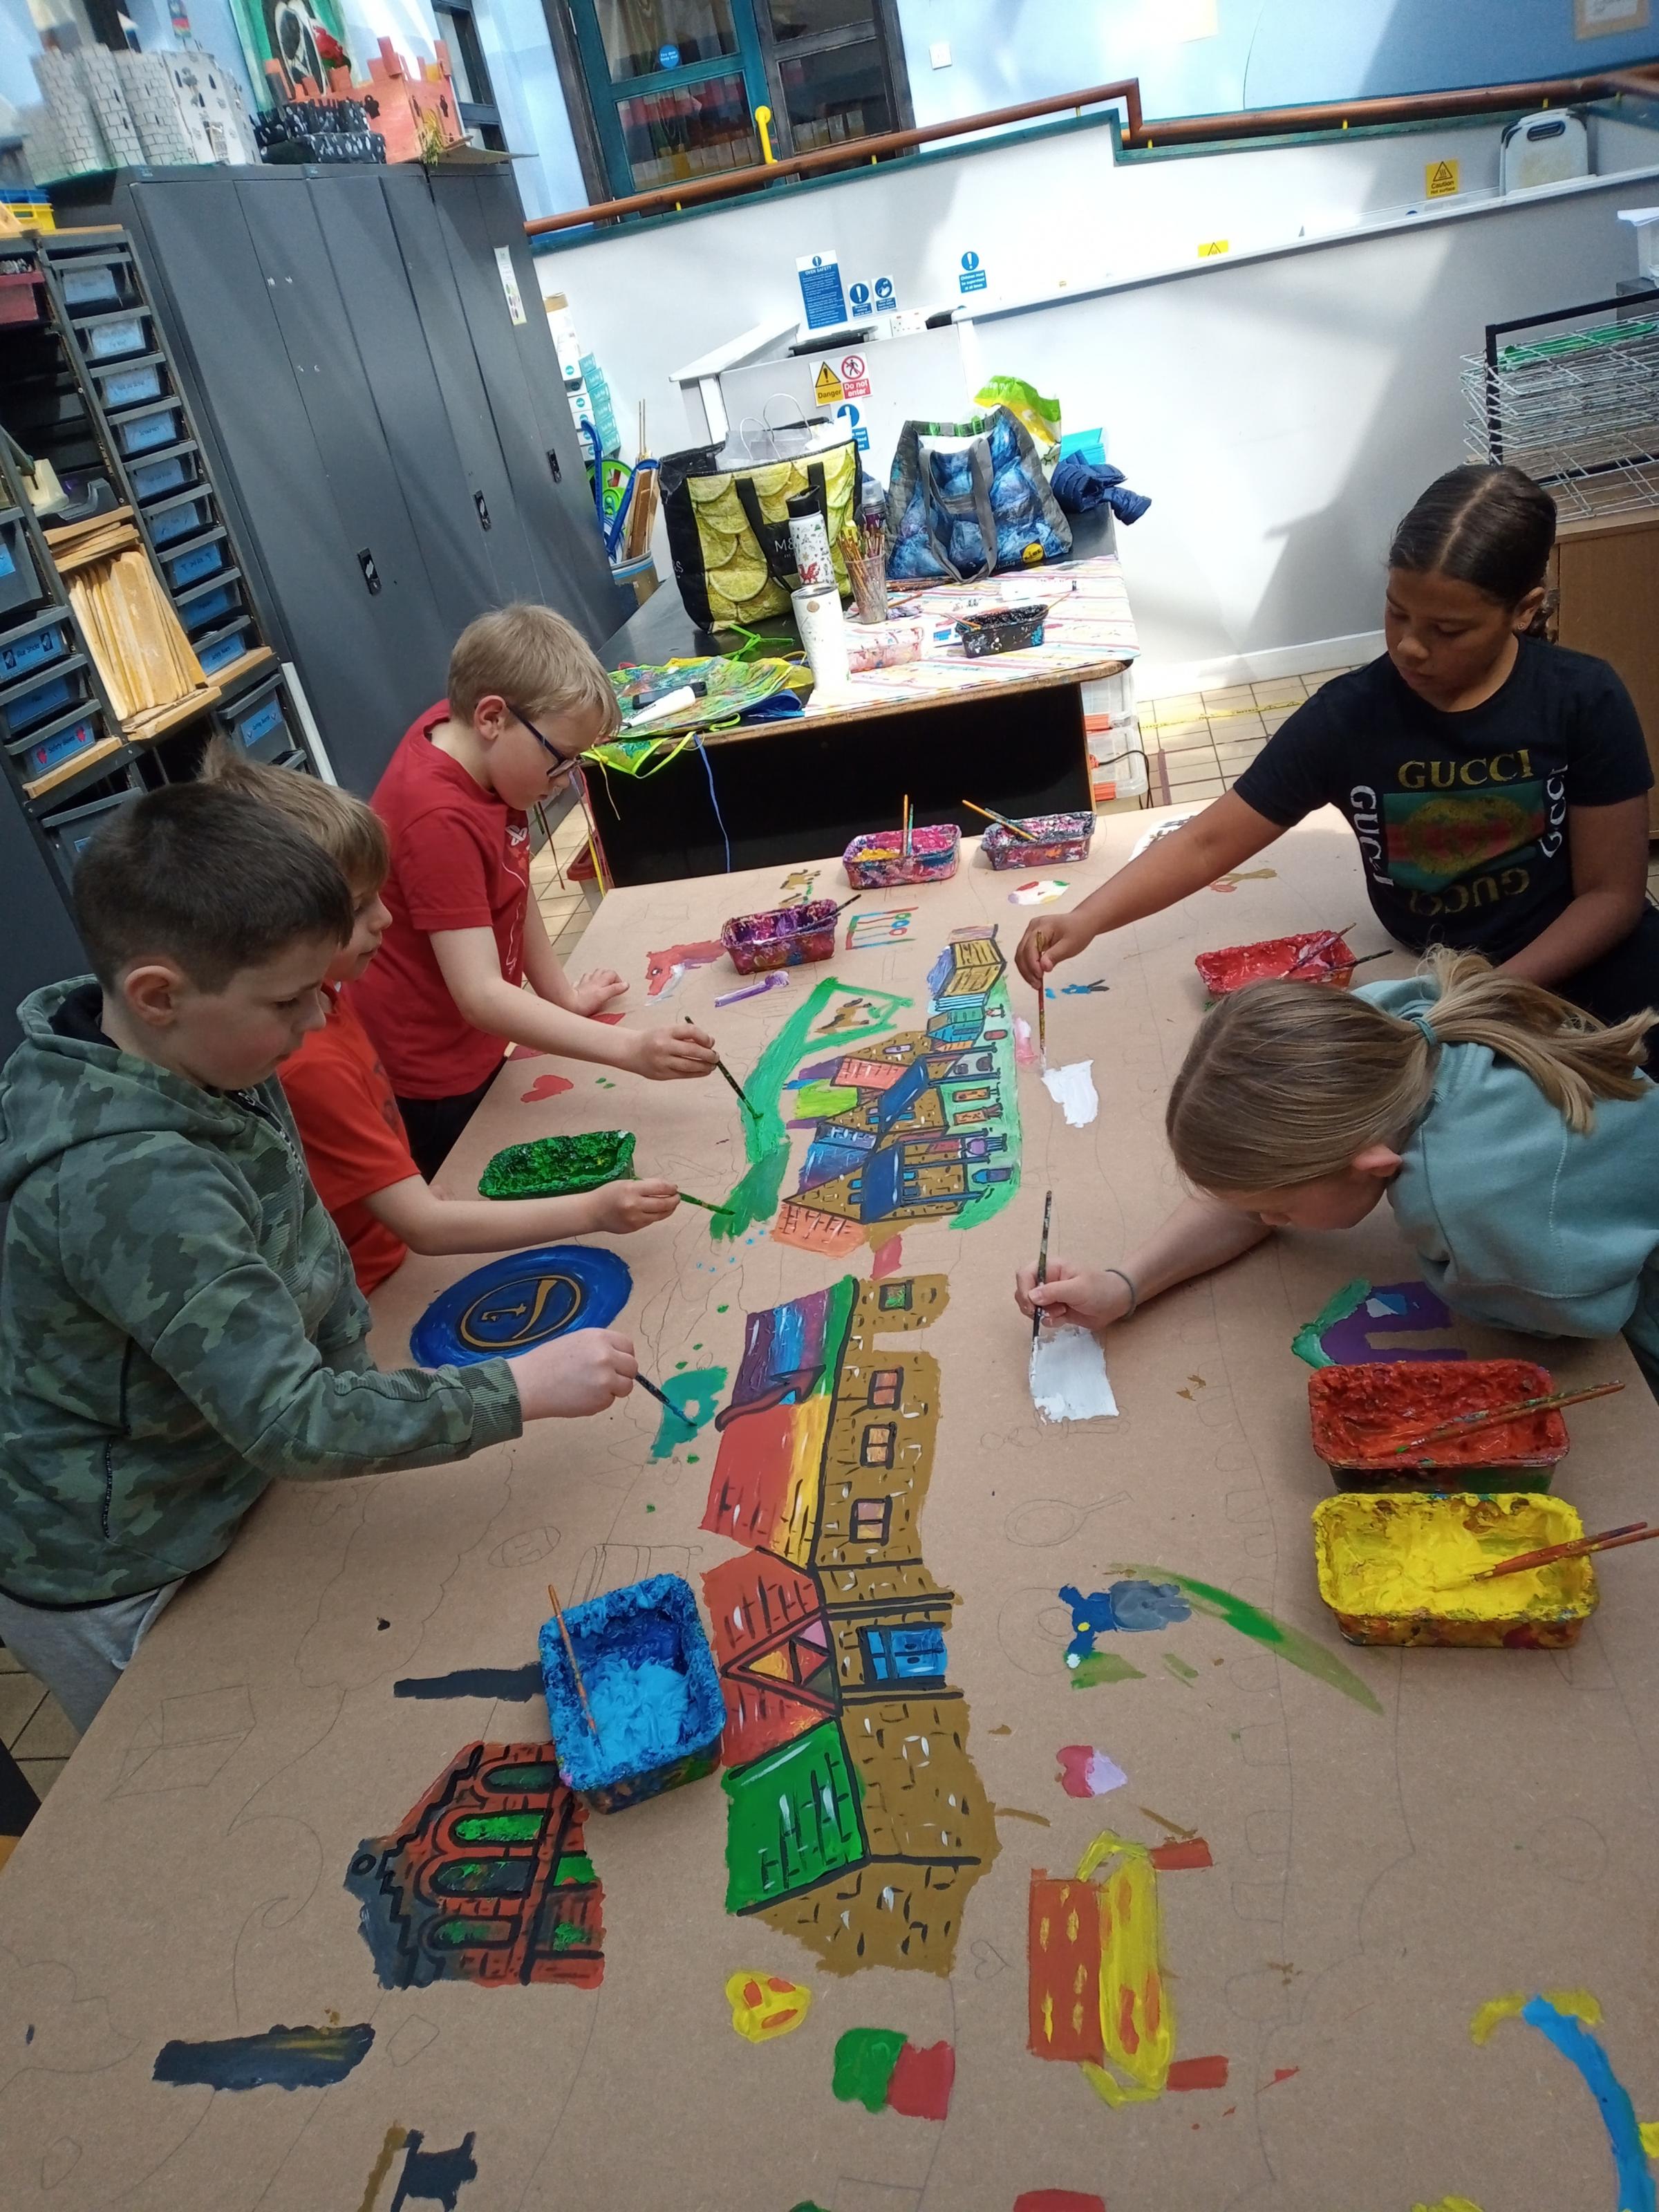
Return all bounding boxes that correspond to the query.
[722,897,840,972]
[844,823,960,888]
[980,809,1094,869]
[1312,1491,1596,1647]
[1308,1358,1568,1490]
[1195,930,1356,1000]
[538,1574,724,1811]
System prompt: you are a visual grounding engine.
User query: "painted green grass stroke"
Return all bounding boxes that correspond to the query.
[1123,1564,1383,1714]
[1291,1277,1369,1370]
[950,992,1022,1235]
[713,977,912,1240]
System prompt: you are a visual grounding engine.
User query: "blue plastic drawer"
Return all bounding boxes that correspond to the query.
[223,679,292,760]
[94,357,165,412]
[147,491,214,548]
[0,616,70,683]
[128,446,198,505]
[77,308,151,362]
[0,514,46,617]
[176,573,243,634]
[162,533,227,591]
[41,784,140,883]
[15,709,104,782]
[0,660,88,742]
[195,619,258,675]
[115,399,189,459]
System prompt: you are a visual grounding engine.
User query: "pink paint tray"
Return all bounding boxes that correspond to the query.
[1309,1359,1568,1490]
[843,823,960,889]
[981,811,1094,870]
[1194,930,1356,1000]
[720,899,839,974]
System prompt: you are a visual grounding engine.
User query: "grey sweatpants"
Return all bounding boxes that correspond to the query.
[0,1581,183,1734]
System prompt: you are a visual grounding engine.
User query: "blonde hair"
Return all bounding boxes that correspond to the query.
[200,737,389,890]
[1168,947,1655,1190]
[447,603,619,735]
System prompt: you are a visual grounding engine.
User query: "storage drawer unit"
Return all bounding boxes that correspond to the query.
[1549,508,1659,838]
[216,672,295,763]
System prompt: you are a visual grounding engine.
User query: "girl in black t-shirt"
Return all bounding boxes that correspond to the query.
[1020,465,1659,1025]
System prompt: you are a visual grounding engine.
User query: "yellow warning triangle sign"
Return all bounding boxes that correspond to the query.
[1426,159,1459,198]
[814,361,843,405]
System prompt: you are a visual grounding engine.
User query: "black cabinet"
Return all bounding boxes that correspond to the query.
[58,162,629,795]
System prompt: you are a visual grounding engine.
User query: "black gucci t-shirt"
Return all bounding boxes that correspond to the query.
[1233,640,1652,957]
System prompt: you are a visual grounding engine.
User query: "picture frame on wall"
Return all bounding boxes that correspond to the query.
[1575,0,1650,37]
[229,0,351,103]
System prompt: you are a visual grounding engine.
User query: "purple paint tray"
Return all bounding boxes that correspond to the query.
[720,898,839,975]
[981,811,1094,870]
[843,823,960,889]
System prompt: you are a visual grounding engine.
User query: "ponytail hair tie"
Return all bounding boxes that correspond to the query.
[1409,1010,1438,1046]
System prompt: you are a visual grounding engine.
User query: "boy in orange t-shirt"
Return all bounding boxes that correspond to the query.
[202,742,679,1293]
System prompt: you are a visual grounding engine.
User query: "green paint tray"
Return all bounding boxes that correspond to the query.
[478,1130,636,1200]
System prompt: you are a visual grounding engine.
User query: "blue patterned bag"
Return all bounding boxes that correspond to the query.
[885,406,1071,583]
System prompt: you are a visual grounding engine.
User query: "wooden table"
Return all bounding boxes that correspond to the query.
[590,512,1132,888]
[4,809,1658,2212]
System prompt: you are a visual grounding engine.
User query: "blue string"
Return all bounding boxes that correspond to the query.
[695,737,732,872]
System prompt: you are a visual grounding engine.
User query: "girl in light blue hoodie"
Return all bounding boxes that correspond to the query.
[1015,951,1659,1389]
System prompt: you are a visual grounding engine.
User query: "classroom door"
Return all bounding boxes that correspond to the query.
[565,0,912,198]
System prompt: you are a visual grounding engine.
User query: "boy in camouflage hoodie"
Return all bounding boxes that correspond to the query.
[0,785,639,1731]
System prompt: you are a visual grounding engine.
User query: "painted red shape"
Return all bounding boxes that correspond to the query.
[593,1011,626,1025]
[1263,2066,1299,2088]
[1149,1838,1213,1871]
[521,1074,575,1105]
[871,1234,903,1280]
[1013,2195,1107,2212]
[885,2038,954,2120]
[645,940,724,997]
[1028,1875,1103,2064]
[1167,2055,1230,2091]
[508,1044,544,1060]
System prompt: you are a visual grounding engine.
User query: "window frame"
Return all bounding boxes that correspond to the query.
[859,1422,897,1469]
[850,1495,891,1542]
[437,0,509,150]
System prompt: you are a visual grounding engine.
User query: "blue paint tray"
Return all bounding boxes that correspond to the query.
[538,1573,724,1812]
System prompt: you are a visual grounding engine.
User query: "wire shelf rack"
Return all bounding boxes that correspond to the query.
[1464,288,1659,518]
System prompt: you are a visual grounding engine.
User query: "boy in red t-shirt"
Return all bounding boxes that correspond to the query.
[350,603,717,1179]
[203,742,680,1293]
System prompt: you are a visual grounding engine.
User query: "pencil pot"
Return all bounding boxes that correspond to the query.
[1309,1359,1567,1490]
[538,1574,724,1812]
[982,810,1094,869]
[722,897,839,973]
[844,823,960,888]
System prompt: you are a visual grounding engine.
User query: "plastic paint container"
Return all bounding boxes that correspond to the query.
[1194,930,1356,1000]
[1311,1491,1596,1647]
[981,811,1094,870]
[844,823,960,888]
[1308,1359,1568,1490]
[478,1130,637,1200]
[538,1575,724,1812]
[721,897,839,973]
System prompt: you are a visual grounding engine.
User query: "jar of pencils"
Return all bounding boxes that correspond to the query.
[840,517,888,623]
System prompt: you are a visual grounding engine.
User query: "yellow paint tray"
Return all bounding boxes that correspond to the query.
[1311,1492,1597,1648]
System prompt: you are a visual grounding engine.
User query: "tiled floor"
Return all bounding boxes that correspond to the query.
[529,798,601,968]
[0,1640,77,1810]
[1139,668,1358,807]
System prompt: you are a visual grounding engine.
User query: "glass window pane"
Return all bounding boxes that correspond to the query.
[434,10,478,104]
[766,0,875,37]
[618,73,760,187]
[595,0,739,82]
[780,39,891,150]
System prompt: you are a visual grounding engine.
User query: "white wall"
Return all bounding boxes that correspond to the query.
[536,111,1659,676]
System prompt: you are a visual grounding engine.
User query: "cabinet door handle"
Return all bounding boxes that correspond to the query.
[546,447,561,485]
[357,547,381,595]
[474,491,492,532]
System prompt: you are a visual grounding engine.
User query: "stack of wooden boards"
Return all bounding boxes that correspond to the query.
[44,507,218,740]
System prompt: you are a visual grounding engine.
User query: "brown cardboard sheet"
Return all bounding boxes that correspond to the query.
[2,809,1657,2212]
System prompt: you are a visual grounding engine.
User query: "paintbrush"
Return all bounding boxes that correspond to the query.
[1470,1519,1656,1582]
[962,798,1038,841]
[633,1370,686,1420]
[834,893,862,914]
[1035,931,1049,1067]
[676,1190,733,1215]
[1388,1378,1625,1454]
[1283,925,1356,979]
[546,1581,599,1738]
[686,1014,761,1120]
[901,792,911,859]
[1031,1187,1053,1344]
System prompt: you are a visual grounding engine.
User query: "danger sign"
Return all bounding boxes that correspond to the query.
[814,362,844,405]
[839,350,871,397]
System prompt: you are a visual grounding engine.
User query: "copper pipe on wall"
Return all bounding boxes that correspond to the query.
[525,62,1659,238]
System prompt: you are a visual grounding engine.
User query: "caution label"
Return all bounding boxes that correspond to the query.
[1426,158,1460,198]
[814,362,844,405]
[1197,238,1229,258]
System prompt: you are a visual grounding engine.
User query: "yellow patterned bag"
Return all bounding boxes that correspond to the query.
[661,429,861,630]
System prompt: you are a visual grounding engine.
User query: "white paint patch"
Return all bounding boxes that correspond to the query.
[1006,877,1069,906]
[1041,1060,1098,1127]
[1030,1324,1118,1422]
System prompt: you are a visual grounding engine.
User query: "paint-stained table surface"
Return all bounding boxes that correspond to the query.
[4,807,1659,2212]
